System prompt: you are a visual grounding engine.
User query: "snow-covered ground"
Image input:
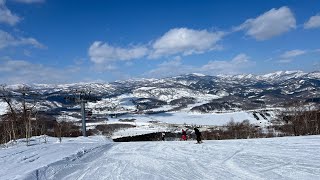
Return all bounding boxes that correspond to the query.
[103,110,272,139]
[110,122,171,139]
[1,135,320,180]
[110,111,272,126]
[0,101,7,115]
[0,136,110,180]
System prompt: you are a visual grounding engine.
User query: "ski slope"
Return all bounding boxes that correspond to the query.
[1,136,320,180]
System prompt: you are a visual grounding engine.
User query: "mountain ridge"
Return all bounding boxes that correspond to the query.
[1,70,319,117]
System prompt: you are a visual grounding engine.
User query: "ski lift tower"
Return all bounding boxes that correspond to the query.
[65,90,95,137]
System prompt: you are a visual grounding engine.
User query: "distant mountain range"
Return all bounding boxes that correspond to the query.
[2,71,320,117]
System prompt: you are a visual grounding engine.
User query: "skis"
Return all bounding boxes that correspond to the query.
[195,141,203,144]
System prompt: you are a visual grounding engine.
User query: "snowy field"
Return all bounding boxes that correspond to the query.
[114,111,271,126]
[1,135,320,180]
[111,122,170,139]
[103,111,273,138]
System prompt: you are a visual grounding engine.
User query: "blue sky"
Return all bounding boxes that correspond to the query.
[0,0,319,84]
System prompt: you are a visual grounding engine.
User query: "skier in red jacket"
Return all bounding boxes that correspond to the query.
[181,129,187,141]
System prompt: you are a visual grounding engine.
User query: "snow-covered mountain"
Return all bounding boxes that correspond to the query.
[1,70,319,126]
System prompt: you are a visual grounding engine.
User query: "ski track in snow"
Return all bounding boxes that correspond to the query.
[23,136,320,180]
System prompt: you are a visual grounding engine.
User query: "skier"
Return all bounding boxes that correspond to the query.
[194,127,202,143]
[181,129,187,141]
[161,132,165,141]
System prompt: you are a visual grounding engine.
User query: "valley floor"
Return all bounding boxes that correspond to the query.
[1,136,320,180]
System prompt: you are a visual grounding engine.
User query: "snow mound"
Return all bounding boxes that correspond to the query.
[0,136,111,180]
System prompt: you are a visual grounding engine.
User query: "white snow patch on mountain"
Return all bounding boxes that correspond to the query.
[308,71,320,79]
[191,73,206,76]
[133,87,220,102]
[0,101,7,115]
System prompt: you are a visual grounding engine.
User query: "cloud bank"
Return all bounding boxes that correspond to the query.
[0,30,44,49]
[280,49,306,59]
[236,6,296,40]
[146,53,254,78]
[88,27,224,66]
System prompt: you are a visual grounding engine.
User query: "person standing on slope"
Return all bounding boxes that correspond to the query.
[194,127,202,144]
[161,132,165,141]
[181,129,187,141]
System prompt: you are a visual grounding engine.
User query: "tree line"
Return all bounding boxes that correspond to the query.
[0,85,82,146]
[201,102,320,140]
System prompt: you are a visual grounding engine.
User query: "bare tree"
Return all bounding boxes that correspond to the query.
[14,85,40,145]
[0,85,17,143]
[54,122,63,143]
[279,100,320,136]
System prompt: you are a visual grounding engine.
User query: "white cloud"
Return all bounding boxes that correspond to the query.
[12,0,45,4]
[278,59,293,63]
[201,53,254,74]
[280,49,306,59]
[146,54,255,78]
[149,28,224,58]
[0,30,15,49]
[23,49,31,57]
[236,6,296,40]
[146,56,195,77]
[0,0,20,26]
[88,41,148,64]
[0,59,82,84]
[0,30,45,49]
[88,28,225,64]
[19,37,44,48]
[304,14,320,29]
[91,63,118,72]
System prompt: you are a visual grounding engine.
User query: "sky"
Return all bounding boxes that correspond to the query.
[0,0,319,84]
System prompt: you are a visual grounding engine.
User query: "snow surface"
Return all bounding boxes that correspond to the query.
[191,73,206,77]
[0,101,7,115]
[111,123,169,139]
[54,110,274,139]
[1,135,320,180]
[111,111,271,126]
[0,136,110,180]
[105,110,272,139]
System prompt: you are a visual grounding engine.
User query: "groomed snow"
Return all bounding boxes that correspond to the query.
[1,135,319,179]
[0,136,110,180]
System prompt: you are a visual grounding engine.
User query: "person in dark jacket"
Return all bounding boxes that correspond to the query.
[161,132,165,141]
[194,127,202,143]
